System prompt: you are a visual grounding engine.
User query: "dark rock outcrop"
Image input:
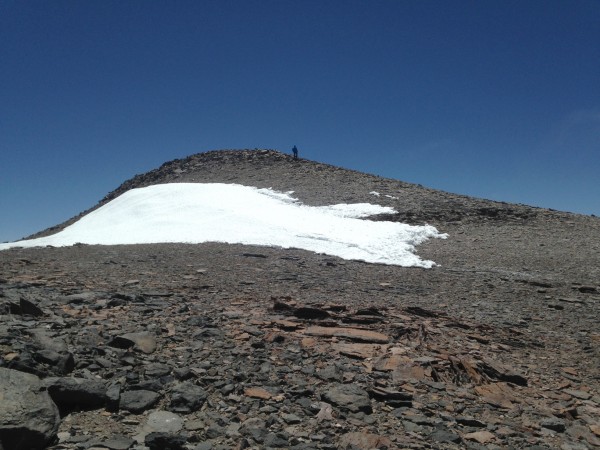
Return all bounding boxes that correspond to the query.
[0,368,60,450]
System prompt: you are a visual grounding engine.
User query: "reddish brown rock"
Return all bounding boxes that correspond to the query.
[305,326,389,343]
[464,430,495,444]
[474,383,518,409]
[244,387,272,400]
[338,431,393,449]
[333,342,384,359]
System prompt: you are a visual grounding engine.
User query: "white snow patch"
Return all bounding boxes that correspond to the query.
[0,183,447,267]
[371,191,398,200]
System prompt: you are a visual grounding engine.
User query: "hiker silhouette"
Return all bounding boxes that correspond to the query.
[292,145,298,159]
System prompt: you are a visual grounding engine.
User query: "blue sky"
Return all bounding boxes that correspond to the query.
[1,0,599,242]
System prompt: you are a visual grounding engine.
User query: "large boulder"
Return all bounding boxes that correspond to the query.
[0,367,60,450]
[44,377,107,412]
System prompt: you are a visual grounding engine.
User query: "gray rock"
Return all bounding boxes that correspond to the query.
[145,432,187,450]
[456,416,487,428]
[404,414,435,426]
[403,420,426,433]
[145,411,184,434]
[205,423,225,439]
[316,365,342,381]
[92,435,135,449]
[19,297,44,316]
[338,431,393,449]
[173,367,194,380]
[240,417,267,442]
[430,428,462,443]
[144,362,172,378]
[478,358,528,386]
[29,329,68,353]
[59,291,104,305]
[0,367,60,450]
[290,444,319,450]
[368,386,413,407]
[282,413,303,424]
[108,332,157,354]
[563,389,592,400]
[169,382,208,413]
[134,410,184,443]
[106,383,121,412]
[540,417,566,433]
[33,349,75,374]
[193,443,213,450]
[120,390,160,414]
[45,377,107,411]
[322,384,372,413]
[224,422,241,438]
[264,431,289,447]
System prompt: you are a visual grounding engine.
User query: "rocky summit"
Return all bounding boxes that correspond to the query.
[1,149,599,450]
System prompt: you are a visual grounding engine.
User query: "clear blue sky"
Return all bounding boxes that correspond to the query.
[1,0,599,242]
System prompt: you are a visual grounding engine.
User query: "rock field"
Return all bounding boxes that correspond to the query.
[1,149,599,449]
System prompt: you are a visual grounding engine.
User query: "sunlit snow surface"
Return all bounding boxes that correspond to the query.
[0,183,447,267]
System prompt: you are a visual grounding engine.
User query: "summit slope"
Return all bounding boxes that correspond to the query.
[29,149,538,239]
[27,149,600,283]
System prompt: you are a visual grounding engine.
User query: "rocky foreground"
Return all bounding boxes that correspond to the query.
[1,150,599,449]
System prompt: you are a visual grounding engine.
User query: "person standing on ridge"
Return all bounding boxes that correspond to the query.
[292,145,298,159]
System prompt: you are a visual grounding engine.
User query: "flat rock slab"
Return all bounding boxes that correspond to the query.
[333,342,385,359]
[304,326,389,343]
[368,386,413,407]
[144,362,172,378]
[135,411,184,443]
[59,291,105,304]
[541,417,566,433]
[244,387,273,400]
[474,382,519,409]
[0,367,60,450]
[45,377,107,410]
[564,389,592,400]
[430,429,462,444]
[119,390,160,414]
[464,430,496,444]
[144,411,184,434]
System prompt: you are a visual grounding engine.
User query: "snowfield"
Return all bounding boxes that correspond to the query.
[0,183,447,267]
